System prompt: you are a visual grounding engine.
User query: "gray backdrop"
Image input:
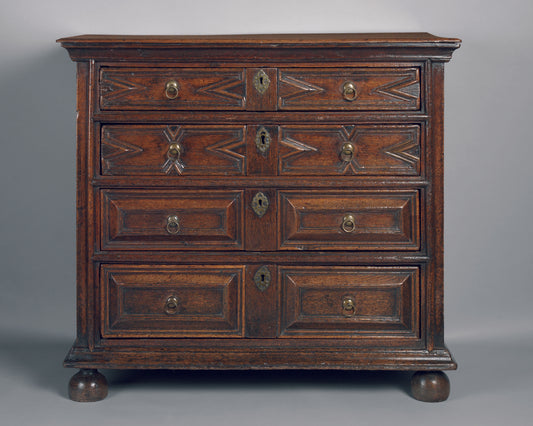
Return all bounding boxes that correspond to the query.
[1,0,532,424]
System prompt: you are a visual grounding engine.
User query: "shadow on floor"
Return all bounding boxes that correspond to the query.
[106,368,411,396]
[0,328,411,399]
[2,328,530,401]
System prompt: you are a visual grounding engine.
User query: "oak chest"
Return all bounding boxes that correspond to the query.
[58,33,460,402]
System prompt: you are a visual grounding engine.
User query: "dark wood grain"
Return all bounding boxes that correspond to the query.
[74,61,90,349]
[279,266,419,338]
[102,264,243,337]
[245,68,278,111]
[64,346,455,370]
[100,189,244,250]
[411,371,450,402]
[278,190,420,250]
[57,33,461,48]
[244,188,277,251]
[245,264,279,338]
[278,67,421,111]
[60,33,460,402]
[99,67,246,110]
[246,125,278,176]
[278,124,421,176]
[68,369,108,402]
[100,124,246,176]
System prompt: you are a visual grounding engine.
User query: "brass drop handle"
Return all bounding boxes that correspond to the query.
[165,80,179,99]
[164,295,179,315]
[340,142,356,162]
[342,81,357,101]
[342,296,356,317]
[341,214,356,233]
[167,142,182,160]
[166,215,180,234]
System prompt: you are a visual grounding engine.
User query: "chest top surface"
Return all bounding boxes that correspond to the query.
[57,32,461,62]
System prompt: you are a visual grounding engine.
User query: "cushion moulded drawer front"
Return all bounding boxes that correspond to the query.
[101,264,244,338]
[279,266,419,338]
[279,190,420,250]
[101,189,243,250]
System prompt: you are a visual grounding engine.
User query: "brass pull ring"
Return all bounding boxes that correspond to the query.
[167,142,182,160]
[165,80,179,99]
[341,214,356,233]
[340,142,355,162]
[342,81,357,101]
[166,215,180,234]
[164,295,179,315]
[342,296,356,317]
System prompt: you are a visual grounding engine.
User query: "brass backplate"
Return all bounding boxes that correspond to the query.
[251,192,269,217]
[254,266,271,292]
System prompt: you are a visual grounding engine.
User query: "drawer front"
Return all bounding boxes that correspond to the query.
[101,125,246,176]
[279,190,419,250]
[101,189,243,250]
[279,124,421,176]
[278,67,420,111]
[101,264,243,337]
[280,266,419,338]
[99,68,245,110]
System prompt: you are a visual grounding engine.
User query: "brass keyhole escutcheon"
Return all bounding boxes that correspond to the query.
[341,214,356,233]
[253,69,270,94]
[166,215,180,234]
[342,81,357,101]
[340,142,356,162]
[254,266,271,292]
[165,80,179,99]
[255,127,271,154]
[342,296,356,317]
[164,295,179,315]
[251,192,269,218]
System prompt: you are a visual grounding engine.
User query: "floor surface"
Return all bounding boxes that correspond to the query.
[1,329,532,426]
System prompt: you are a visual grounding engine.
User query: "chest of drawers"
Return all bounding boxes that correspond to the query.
[58,33,460,402]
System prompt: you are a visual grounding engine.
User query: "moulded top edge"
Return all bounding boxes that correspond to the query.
[57,33,462,49]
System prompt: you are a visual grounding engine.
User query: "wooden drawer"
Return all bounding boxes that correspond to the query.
[279,266,419,338]
[279,190,419,250]
[278,67,421,111]
[99,67,245,110]
[100,123,421,178]
[101,264,243,337]
[99,66,420,112]
[101,125,246,176]
[279,124,421,176]
[101,189,243,250]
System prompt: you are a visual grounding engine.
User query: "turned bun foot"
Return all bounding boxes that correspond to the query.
[411,371,450,402]
[68,369,108,402]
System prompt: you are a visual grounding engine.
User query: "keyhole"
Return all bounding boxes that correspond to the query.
[259,76,264,85]
[260,133,266,146]
[261,274,265,282]
[258,199,262,206]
